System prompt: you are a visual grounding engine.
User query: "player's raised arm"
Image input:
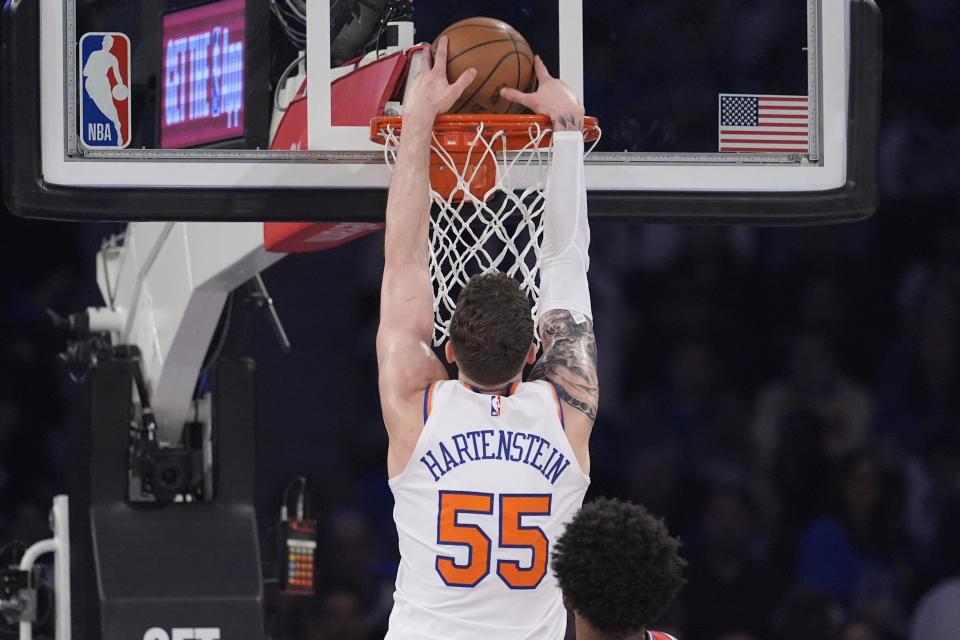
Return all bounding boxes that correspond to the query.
[377,38,476,475]
[502,58,599,469]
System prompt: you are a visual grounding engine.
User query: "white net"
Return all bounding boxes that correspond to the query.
[375,117,599,346]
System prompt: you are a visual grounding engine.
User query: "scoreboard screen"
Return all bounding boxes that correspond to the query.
[161,0,246,149]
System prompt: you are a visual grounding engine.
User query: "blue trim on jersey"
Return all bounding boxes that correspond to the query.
[461,382,519,395]
[551,383,566,430]
[423,384,432,424]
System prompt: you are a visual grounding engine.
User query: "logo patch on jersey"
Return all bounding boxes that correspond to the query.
[79,33,132,148]
[490,395,502,417]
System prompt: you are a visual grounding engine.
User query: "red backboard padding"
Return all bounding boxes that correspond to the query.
[264,222,382,253]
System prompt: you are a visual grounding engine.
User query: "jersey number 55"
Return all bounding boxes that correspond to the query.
[435,491,551,589]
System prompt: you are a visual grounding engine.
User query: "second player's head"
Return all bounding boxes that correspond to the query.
[448,272,535,386]
[552,498,687,639]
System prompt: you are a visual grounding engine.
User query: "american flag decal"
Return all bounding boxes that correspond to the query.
[719,94,809,153]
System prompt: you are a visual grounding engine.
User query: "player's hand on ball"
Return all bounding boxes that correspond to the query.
[500,56,585,131]
[404,36,477,123]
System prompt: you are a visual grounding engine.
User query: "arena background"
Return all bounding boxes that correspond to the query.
[2,2,959,639]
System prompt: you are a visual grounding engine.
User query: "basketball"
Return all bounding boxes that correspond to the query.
[112,83,129,101]
[433,17,535,114]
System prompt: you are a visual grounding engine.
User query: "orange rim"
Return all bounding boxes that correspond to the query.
[370,114,599,150]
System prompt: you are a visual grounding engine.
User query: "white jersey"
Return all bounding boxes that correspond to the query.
[386,379,590,640]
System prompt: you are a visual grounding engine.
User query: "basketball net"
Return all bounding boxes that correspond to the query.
[371,114,600,346]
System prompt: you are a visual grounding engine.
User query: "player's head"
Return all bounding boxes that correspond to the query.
[552,498,686,639]
[102,35,114,51]
[447,272,535,386]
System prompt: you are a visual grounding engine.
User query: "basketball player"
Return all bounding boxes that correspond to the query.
[377,37,598,639]
[82,35,127,142]
[552,498,687,640]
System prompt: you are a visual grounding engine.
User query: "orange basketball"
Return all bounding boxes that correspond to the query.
[433,17,535,115]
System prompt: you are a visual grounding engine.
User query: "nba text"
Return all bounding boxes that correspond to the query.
[164,27,243,128]
[420,429,572,484]
[87,122,117,143]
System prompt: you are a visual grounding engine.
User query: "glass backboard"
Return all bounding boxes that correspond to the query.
[1,0,881,223]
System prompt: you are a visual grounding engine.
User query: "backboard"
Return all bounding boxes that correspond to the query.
[2,0,881,223]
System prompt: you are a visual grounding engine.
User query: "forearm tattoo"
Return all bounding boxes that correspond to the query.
[530,309,599,421]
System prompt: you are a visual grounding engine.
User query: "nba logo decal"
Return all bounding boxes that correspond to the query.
[79,33,132,148]
[490,396,502,417]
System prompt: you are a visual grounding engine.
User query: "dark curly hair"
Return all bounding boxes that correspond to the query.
[552,498,686,637]
[448,272,534,386]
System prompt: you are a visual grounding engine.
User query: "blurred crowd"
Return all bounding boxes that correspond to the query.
[3,1,960,640]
